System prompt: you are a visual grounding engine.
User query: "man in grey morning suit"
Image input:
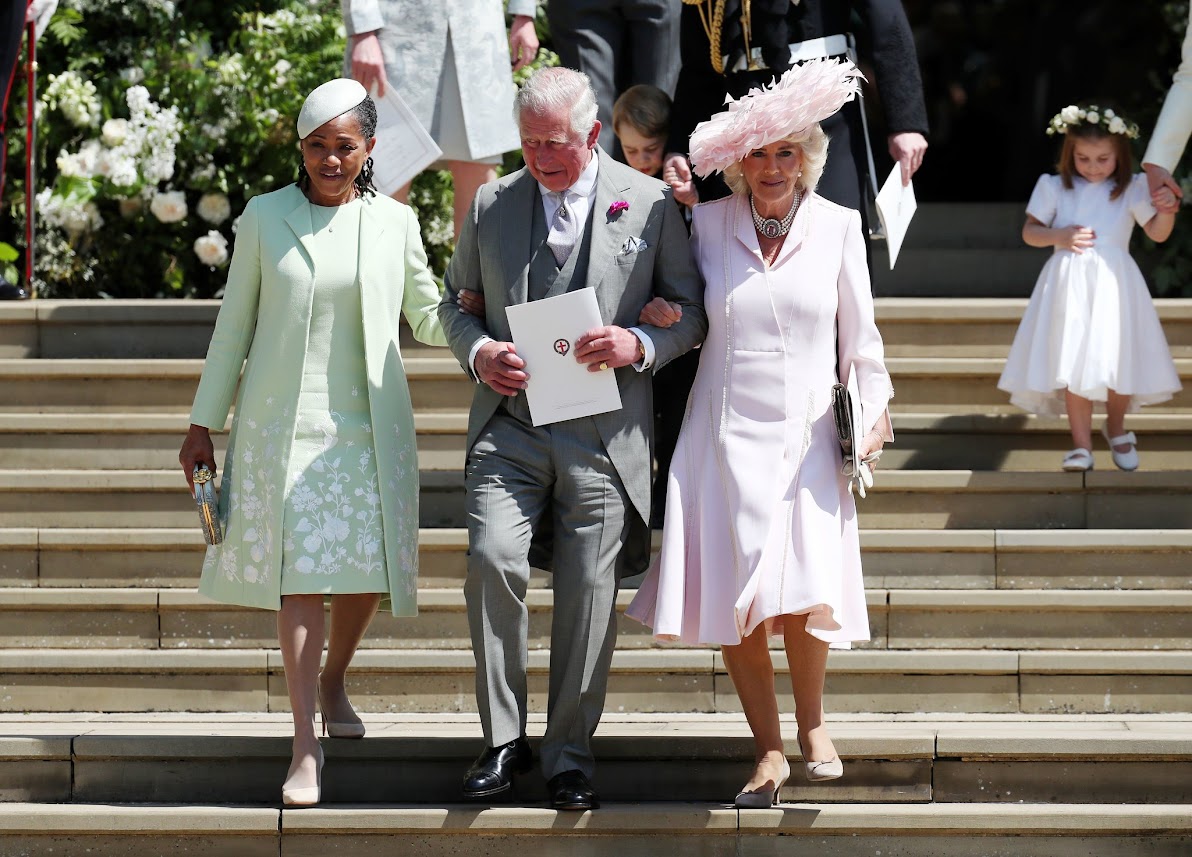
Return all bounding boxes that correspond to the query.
[438,67,707,810]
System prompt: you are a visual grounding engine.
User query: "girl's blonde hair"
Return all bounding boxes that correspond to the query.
[722,123,829,196]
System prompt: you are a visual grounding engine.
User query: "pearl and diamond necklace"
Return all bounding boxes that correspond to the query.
[750,189,802,239]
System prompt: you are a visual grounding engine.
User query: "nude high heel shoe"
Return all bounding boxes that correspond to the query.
[798,733,843,782]
[281,746,324,807]
[734,758,790,808]
[317,679,366,739]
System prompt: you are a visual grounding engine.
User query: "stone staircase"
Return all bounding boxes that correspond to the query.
[0,299,1190,855]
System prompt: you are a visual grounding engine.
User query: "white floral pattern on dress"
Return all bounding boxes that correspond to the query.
[204,409,290,587]
[282,410,385,579]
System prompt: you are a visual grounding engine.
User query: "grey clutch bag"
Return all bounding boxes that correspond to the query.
[192,464,223,546]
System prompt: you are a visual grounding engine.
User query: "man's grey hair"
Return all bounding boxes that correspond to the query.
[513,66,599,138]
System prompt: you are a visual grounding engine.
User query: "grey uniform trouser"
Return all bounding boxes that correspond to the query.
[464,402,630,780]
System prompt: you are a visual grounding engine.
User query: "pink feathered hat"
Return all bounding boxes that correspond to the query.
[688,58,863,178]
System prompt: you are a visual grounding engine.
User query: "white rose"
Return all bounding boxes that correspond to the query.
[1108,116,1127,135]
[61,201,103,237]
[1086,111,1100,124]
[101,118,129,147]
[1060,105,1081,124]
[149,190,188,223]
[197,192,232,225]
[194,230,229,267]
[1104,109,1115,119]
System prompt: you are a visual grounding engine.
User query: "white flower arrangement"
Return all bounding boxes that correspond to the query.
[194,230,229,268]
[56,140,101,179]
[41,71,101,128]
[101,118,129,147]
[197,192,232,225]
[1046,104,1140,139]
[36,188,104,237]
[149,190,188,223]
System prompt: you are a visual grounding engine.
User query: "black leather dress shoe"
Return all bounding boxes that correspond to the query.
[547,770,599,811]
[0,277,29,300]
[462,737,532,799]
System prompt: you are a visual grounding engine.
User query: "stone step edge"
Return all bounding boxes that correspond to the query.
[3,356,1192,377]
[2,469,1191,491]
[3,295,1190,320]
[2,586,1190,612]
[5,527,1192,553]
[0,802,1189,835]
[8,411,1192,435]
[1,648,1188,675]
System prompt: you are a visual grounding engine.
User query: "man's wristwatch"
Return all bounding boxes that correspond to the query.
[637,339,646,361]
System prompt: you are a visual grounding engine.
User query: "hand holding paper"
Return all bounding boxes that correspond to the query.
[505,288,623,426]
[574,325,642,372]
[874,164,917,269]
[368,84,443,196]
[474,342,528,397]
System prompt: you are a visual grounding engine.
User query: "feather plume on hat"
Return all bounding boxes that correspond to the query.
[688,58,864,178]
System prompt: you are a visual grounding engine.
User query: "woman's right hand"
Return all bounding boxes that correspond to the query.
[1056,225,1095,253]
[349,32,388,97]
[179,424,216,494]
[638,297,683,328]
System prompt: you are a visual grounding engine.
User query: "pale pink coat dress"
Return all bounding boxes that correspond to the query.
[626,192,893,648]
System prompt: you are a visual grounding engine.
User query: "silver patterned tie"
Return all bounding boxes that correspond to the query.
[546,191,578,267]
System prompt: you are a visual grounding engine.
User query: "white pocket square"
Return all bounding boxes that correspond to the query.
[620,236,647,255]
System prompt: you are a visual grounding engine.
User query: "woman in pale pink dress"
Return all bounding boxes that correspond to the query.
[627,59,893,807]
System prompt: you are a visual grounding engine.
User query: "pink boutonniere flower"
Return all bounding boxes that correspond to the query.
[607,200,629,217]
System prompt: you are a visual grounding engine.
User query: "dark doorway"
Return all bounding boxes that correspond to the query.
[884,0,1185,202]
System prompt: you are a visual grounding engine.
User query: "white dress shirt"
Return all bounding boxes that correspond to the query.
[467,150,656,380]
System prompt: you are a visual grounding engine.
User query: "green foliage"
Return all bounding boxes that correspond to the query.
[0,241,17,285]
[1,0,558,298]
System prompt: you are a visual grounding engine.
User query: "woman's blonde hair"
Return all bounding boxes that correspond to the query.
[722,123,829,196]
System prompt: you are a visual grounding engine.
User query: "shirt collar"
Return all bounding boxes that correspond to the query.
[537,148,600,200]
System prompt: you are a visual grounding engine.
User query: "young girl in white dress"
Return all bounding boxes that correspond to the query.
[998,104,1181,471]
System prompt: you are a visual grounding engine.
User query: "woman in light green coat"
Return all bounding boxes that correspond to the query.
[179,80,457,806]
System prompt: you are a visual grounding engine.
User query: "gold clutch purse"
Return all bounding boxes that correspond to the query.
[192,465,223,546]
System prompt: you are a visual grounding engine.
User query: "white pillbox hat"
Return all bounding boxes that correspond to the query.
[296,78,368,139]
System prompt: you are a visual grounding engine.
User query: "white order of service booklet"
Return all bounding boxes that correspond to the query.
[505,288,623,426]
[368,84,442,197]
[874,164,917,269]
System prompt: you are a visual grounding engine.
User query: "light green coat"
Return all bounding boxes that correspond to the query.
[190,184,447,616]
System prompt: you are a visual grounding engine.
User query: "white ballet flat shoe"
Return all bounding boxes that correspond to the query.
[1101,426,1139,471]
[734,759,790,808]
[1061,448,1094,472]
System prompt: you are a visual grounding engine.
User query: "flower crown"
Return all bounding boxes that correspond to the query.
[1045,104,1140,140]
